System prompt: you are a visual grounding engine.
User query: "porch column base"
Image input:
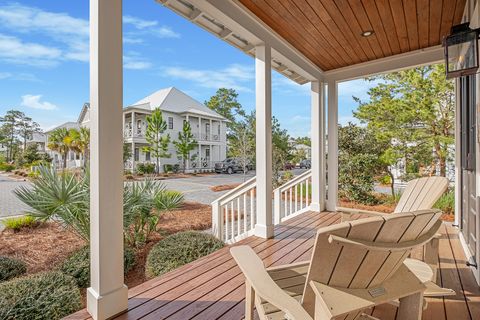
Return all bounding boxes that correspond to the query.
[87,285,128,320]
[310,202,322,212]
[254,223,274,238]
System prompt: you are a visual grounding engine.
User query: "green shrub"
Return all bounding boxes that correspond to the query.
[146,231,224,277]
[60,246,136,288]
[2,216,36,231]
[0,163,15,172]
[154,190,184,211]
[0,257,27,282]
[0,271,82,320]
[137,163,155,174]
[434,189,455,215]
[163,164,173,173]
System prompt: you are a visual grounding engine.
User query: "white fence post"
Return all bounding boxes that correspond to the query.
[273,188,281,224]
[211,200,223,240]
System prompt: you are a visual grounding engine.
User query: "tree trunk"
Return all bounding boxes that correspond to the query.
[388,170,395,198]
[63,151,67,170]
[439,156,446,177]
[156,158,160,175]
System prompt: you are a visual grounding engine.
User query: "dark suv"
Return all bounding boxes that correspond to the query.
[299,159,311,169]
[215,158,251,174]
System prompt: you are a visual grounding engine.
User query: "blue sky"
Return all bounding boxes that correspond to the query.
[0,1,376,136]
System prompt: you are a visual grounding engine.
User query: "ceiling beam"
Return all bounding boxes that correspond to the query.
[324,45,444,83]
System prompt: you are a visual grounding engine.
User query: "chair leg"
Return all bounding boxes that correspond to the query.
[424,237,439,282]
[245,281,255,320]
[397,292,424,320]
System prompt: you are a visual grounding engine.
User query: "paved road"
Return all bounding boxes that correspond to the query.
[0,169,309,220]
[0,174,31,218]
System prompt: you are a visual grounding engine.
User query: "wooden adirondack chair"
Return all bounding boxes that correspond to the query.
[340,176,449,282]
[231,210,449,320]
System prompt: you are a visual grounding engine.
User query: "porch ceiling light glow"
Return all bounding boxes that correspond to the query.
[444,23,479,79]
[361,30,374,37]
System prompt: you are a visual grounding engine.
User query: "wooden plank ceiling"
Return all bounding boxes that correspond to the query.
[238,0,467,71]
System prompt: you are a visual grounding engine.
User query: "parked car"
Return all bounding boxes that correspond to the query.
[215,158,252,174]
[299,159,311,169]
[284,162,295,170]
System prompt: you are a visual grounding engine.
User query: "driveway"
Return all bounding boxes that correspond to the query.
[0,174,31,218]
[161,172,256,205]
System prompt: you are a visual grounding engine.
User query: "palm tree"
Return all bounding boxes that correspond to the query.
[68,128,90,168]
[47,128,70,169]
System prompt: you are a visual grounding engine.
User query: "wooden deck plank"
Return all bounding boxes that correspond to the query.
[115,212,330,319]
[65,212,479,320]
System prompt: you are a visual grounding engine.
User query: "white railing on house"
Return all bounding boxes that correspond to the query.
[211,176,257,244]
[274,169,312,223]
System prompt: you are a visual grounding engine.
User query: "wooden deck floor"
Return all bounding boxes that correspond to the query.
[67,211,480,320]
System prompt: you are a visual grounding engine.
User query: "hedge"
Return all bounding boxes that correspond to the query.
[60,246,136,288]
[0,256,27,282]
[146,231,224,278]
[0,271,82,320]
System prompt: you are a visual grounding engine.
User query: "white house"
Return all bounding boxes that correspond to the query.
[79,87,228,172]
[27,122,83,169]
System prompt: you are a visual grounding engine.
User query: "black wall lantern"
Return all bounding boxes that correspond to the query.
[444,23,480,79]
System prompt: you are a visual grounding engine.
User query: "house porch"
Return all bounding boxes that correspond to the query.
[67,211,479,320]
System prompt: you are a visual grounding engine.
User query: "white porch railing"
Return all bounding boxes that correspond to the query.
[211,176,257,244]
[273,169,312,223]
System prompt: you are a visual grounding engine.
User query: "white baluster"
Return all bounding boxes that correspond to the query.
[300,181,304,209]
[230,202,235,240]
[237,197,241,237]
[295,184,298,212]
[250,188,255,230]
[224,205,229,242]
[243,194,247,233]
[289,188,293,216]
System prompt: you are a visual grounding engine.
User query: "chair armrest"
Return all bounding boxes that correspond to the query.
[230,246,313,320]
[338,207,388,222]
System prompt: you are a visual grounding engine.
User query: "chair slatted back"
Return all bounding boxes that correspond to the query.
[394,177,449,213]
[301,209,443,316]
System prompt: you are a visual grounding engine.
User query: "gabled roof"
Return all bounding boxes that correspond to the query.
[131,87,227,120]
[77,103,90,124]
[45,121,80,133]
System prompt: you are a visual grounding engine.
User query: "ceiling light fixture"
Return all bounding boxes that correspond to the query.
[361,30,374,37]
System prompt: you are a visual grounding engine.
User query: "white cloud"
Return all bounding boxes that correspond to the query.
[124,15,180,40]
[0,34,62,66]
[0,72,12,79]
[338,116,361,126]
[338,78,382,102]
[0,71,39,81]
[0,3,89,65]
[124,54,153,70]
[123,15,158,29]
[21,94,57,110]
[163,64,254,92]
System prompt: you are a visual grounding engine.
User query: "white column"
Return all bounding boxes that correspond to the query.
[209,118,213,141]
[326,80,338,212]
[88,1,128,319]
[199,116,202,140]
[186,115,190,170]
[310,81,326,212]
[131,111,135,136]
[255,44,274,238]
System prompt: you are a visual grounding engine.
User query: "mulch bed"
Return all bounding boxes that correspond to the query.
[210,183,241,192]
[0,202,212,290]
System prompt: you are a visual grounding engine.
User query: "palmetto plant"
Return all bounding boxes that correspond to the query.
[15,166,184,246]
[14,166,90,240]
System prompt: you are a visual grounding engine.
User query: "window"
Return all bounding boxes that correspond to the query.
[460,75,476,171]
[134,148,139,161]
[205,148,210,159]
[218,124,221,135]
[145,151,151,161]
[168,117,173,129]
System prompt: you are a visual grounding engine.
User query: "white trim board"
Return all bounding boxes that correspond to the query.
[324,46,445,83]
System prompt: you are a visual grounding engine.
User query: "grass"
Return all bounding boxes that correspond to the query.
[2,215,37,231]
[433,189,455,215]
